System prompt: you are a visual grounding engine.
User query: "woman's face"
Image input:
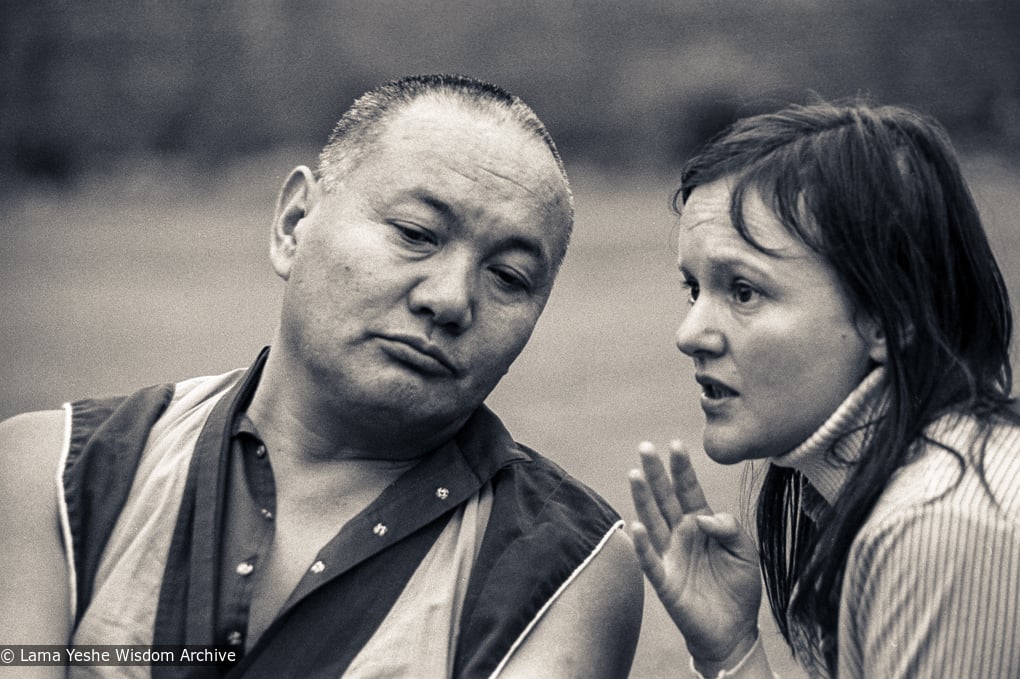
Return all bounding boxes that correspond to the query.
[675,178,883,464]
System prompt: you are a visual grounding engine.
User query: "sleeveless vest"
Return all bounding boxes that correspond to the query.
[60,354,622,678]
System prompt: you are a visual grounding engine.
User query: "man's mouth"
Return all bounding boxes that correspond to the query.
[377,334,460,377]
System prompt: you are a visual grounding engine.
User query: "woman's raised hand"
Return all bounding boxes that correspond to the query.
[629,441,762,673]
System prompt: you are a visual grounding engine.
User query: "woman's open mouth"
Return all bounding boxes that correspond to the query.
[696,375,738,400]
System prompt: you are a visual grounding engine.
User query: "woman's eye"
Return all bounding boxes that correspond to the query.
[681,280,699,305]
[731,281,759,304]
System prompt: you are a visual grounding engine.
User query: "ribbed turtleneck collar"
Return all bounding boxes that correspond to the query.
[770,367,889,505]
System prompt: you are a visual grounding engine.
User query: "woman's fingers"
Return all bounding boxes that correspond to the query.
[694,513,757,563]
[631,440,717,556]
[639,441,684,525]
[630,521,670,594]
[629,469,673,553]
[693,513,740,540]
[669,441,711,516]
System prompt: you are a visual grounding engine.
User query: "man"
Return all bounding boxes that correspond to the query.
[0,75,643,677]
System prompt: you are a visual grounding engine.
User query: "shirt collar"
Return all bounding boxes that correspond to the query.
[207,348,531,636]
[229,346,528,478]
[770,366,889,505]
[452,404,532,481]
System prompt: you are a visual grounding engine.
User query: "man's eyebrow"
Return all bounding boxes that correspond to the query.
[501,235,548,264]
[405,189,454,217]
[403,188,552,266]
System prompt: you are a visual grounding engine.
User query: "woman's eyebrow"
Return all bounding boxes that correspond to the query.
[679,251,776,280]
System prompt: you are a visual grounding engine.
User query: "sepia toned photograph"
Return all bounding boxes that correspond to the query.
[2,2,1019,677]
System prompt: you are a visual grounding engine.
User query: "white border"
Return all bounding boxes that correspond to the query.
[488,518,625,678]
[56,402,77,623]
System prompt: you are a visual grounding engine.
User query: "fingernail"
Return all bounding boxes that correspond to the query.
[638,441,655,454]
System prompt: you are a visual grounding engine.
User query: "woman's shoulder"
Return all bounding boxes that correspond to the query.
[856,409,1020,547]
[839,410,1020,679]
[919,409,1020,511]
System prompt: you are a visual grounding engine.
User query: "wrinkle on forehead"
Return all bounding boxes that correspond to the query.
[439,141,570,225]
[366,100,573,263]
[380,99,569,202]
[447,163,540,197]
[474,165,543,197]
[678,178,730,230]
[680,179,806,259]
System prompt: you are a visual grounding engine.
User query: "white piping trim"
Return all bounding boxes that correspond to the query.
[56,403,77,624]
[488,519,625,678]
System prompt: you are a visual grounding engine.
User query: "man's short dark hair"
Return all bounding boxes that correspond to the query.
[315,74,570,199]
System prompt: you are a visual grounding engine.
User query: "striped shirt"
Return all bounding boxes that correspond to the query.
[710,369,1020,678]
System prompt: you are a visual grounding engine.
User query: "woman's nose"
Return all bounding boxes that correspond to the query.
[675,299,725,357]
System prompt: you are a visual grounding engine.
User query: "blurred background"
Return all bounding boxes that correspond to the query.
[3,2,1019,677]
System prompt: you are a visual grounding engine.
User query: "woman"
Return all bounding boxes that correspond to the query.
[629,101,1020,678]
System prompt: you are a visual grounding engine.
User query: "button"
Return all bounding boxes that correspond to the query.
[260,508,274,520]
[255,445,267,459]
[227,630,243,646]
[236,562,254,576]
[373,523,388,537]
[435,487,450,500]
[310,560,325,574]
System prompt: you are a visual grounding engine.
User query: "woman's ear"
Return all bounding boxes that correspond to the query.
[270,166,318,281]
[859,317,888,365]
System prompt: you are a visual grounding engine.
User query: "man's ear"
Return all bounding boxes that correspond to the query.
[270,166,318,281]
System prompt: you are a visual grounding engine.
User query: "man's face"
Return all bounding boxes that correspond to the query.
[275,99,572,434]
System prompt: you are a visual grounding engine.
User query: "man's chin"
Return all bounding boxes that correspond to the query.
[360,385,480,427]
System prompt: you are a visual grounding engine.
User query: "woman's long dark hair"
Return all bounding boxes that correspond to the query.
[674,100,1015,673]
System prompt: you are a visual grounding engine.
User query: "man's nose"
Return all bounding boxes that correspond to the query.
[675,299,725,357]
[408,256,475,333]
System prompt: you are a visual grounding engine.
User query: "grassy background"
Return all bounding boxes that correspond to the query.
[2,154,1018,676]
